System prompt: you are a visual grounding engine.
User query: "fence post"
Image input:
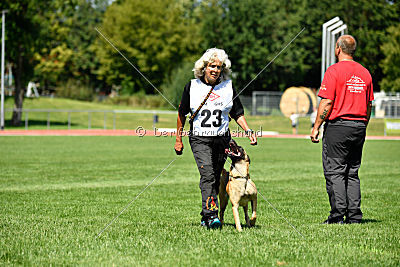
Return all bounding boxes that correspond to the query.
[262,96,266,115]
[384,120,387,136]
[113,111,116,130]
[103,112,106,129]
[25,111,28,130]
[295,97,299,135]
[68,112,71,130]
[47,112,50,129]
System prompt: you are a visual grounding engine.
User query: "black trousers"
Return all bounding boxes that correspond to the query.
[322,119,366,221]
[189,134,231,219]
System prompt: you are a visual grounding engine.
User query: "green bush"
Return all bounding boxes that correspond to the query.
[101,93,165,109]
[120,78,136,95]
[56,79,94,101]
[161,61,194,108]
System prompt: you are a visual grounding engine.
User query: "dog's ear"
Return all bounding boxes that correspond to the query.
[229,139,238,146]
[247,154,251,164]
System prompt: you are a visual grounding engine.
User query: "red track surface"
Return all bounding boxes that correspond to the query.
[0,129,399,140]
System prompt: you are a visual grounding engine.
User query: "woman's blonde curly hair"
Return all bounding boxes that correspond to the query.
[193,48,231,81]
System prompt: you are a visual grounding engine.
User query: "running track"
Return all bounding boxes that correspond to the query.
[0,129,399,140]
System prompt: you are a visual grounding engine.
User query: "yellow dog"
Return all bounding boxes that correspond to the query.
[219,139,257,232]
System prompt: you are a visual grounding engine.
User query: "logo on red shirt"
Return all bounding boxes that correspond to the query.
[346,75,366,93]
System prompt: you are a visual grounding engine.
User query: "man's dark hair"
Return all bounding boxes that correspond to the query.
[337,35,357,56]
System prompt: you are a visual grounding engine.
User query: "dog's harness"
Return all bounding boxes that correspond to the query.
[229,174,250,190]
[229,174,249,180]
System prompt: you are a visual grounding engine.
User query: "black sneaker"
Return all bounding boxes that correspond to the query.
[207,217,222,229]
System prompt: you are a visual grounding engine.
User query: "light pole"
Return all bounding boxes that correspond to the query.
[1,10,9,130]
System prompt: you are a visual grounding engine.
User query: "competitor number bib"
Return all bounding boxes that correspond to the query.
[190,79,233,136]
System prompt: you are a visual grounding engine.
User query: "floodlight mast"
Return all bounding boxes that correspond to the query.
[1,10,9,130]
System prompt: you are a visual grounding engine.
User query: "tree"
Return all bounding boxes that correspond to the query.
[197,0,399,93]
[0,0,51,125]
[34,44,75,87]
[380,24,400,92]
[198,0,306,93]
[33,0,109,95]
[162,61,194,107]
[296,0,399,90]
[0,0,107,125]
[94,0,201,95]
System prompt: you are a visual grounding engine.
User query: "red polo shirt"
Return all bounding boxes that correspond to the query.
[319,60,374,122]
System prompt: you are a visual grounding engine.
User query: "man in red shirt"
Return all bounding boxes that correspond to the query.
[311,35,374,224]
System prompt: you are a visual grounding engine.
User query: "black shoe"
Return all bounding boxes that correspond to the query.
[345,219,361,224]
[322,218,344,224]
[208,217,222,229]
[201,215,222,229]
[202,215,222,229]
[200,215,208,227]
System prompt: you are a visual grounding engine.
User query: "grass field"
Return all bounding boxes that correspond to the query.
[1,136,399,265]
[4,97,400,136]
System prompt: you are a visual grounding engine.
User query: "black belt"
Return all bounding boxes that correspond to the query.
[328,118,367,126]
[329,118,350,122]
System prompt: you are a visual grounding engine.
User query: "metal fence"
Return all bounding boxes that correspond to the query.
[250,91,400,118]
[5,108,176,130]
[375,92,400,118]
[239,95,252,113]
[4,91,400,130]
[251,91,283,116]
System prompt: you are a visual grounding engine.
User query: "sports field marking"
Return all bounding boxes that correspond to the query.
[96,157,177,239]
[95,27,176,109]
[1,129,400,140]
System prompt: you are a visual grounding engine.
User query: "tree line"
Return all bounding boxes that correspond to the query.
[1,0,399,125]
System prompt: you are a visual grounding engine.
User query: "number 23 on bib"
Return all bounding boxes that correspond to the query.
[190,79,233,136]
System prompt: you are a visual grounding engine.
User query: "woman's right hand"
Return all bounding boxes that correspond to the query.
[174,140,184,155]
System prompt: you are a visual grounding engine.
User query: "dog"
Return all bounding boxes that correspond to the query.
[219,139,257,232]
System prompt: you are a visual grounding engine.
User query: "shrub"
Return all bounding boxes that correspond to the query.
[56,79,94,101]
[101,94,165,109]
[161,61,194,109]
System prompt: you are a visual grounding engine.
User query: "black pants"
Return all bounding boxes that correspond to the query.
[323,120,366,221]
[189,134,231,220]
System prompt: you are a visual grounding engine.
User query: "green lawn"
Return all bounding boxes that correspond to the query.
[0,136,399,265]
[4,97,399,136]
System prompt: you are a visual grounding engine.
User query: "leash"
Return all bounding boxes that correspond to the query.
[225,158,305,239]
[189,86,214,124]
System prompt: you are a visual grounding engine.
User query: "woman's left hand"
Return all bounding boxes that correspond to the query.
[249,132,257,145]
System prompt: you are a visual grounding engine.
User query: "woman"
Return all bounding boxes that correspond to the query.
[174,48,257,229]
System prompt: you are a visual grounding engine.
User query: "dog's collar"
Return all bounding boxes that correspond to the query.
[229,174,249,180]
